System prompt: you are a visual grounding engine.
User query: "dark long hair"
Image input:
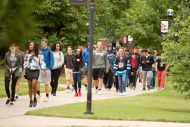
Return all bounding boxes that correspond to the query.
[51,41,62,51]
[28,42,39,57]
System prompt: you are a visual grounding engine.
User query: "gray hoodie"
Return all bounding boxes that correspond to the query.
[92,49,109,69]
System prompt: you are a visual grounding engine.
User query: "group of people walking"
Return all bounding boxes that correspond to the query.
[4,39,169,107]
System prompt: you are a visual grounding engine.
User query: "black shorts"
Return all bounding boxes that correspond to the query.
[93,68,105,80]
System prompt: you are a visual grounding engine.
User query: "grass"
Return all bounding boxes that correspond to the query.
[26,83,190,123]
[0,67,66,98]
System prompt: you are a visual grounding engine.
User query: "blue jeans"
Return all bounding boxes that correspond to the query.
[118,70,126,93]
[73,72,82,92]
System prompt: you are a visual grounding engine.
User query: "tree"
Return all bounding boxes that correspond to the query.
[162,0,190,98]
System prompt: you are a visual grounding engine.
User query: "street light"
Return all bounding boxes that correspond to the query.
[69,0,94,115]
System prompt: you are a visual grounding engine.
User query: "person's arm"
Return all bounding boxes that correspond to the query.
[4,53,11,71]
[49,50,54,70]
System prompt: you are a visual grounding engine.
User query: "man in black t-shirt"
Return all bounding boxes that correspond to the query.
[64,46,74,93]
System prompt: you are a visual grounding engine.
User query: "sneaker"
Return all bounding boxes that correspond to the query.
[139,79,142,83]
[132,86,136,90]
[119,93,123,96]
[147,85,150,90]
[66,89,71,93]
[10,101,14,105]
[74,92,78,97]
[33,98,37,107]
[78,91,82,97]
[37,94,41,101]
[29,100,33,107]
[15,95,18,100]
[122,92,126,96]
[5,99,10,105]
[53,93,56,96]
[142,87,146,91]
[44,97,49,102]
[98,90,102,95]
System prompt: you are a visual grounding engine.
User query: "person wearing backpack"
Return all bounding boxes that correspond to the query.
[50,42,64,96]
[40,39,54,102]
[114,47,131,96]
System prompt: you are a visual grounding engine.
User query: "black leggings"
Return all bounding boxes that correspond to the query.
[129,68,137,88]
[5,75,18,101]
[103,69,114,89]
[51,68,61,94]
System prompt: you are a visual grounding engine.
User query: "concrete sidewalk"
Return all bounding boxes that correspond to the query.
[0,84,189,127]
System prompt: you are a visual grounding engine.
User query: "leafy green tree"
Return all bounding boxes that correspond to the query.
[162,0,190,98]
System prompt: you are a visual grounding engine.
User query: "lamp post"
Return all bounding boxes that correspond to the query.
[69,0,94,115]
[84,0,94,115]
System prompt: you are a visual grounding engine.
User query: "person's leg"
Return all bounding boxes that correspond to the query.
[73,73,78,95]
[92,69,98,92]
[157,71,161,88]
[147,71,153,90]
[50,69,54,94]
[65,68,70,91]
[114,75,119,92]
[142,71,147,90]
[69,69,74,91]
[122,72,127,94]
[78,73,82,96]
[107,69,114,89]
[11,76,18,103]
[161,71,166,88]
[118,76,122,94]
[32,79,38,107]
[15,79,20,99]
[27,80,33,107]
[152,71,156,88]
[44,70,51,100]
[103,71,108,88]
[53,69,61,95]
[98,68,104,91]
[5,77,11,104]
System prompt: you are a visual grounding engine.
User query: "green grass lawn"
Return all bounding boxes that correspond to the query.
[0,67,66,98]
[26,83,190,123]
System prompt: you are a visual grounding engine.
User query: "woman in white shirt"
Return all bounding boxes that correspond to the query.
[24,42,46,107]
[50,42,64,96]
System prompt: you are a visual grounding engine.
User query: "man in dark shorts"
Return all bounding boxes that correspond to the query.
[92,41,109,95]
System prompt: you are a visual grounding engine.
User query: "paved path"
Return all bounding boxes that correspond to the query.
[0,84,189,127]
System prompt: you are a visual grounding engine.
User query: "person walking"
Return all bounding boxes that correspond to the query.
[72,49,84,97]
[92,41,109,95]
[156,58,169,89]
[150,50,158,89]
[81,44,89,88]
[50,42,64,96]
[114,47,131,96]
[40,39,54,102]
[24,42,46,107]
[141,49,154,91]
[128,47,141,90]
[4,44,22,105]
[103,45,116,90]
[64,46,74,93]
[15,46,25,100]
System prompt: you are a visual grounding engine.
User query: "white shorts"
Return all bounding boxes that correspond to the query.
[38,69,51,85]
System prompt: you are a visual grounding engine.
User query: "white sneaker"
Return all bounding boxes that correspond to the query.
[66,89,71,93]
[119,93,123,96]
[122,92,126,96]
[95,89,98,94]
[98,90,102,95]
[44,97,49,102]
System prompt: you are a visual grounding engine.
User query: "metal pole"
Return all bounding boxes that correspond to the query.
[84,0,94,115]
